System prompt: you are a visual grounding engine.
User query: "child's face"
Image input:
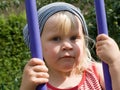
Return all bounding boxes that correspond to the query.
[41,12,86,73]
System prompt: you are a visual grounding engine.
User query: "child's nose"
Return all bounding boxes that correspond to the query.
[61,40,73,51]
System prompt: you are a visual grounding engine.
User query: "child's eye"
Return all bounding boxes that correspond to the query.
[70,36,77,40]
[70,35,81,41]
[52,37,61,42]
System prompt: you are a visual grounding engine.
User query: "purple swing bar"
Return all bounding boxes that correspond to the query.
[25,0,112,90]
[94,0,112,90]
[25,0,46,90]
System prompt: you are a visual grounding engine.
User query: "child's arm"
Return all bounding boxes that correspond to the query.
[109,59,120,90]
[20,58,49,90]
[96,34,120,90]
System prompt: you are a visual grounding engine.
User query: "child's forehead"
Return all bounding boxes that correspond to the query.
[43,12,83,35]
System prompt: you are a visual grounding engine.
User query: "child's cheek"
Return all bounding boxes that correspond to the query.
[43,45,59,59]
[75,43,84,60]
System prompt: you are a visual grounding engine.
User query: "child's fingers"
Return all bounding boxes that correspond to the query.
[28,58,45,66]
[33,65,48,72]
[23,58,48,78]
[96,34,109,48]
[22,58,49,86]
[96,40,106,47]
[96,34,108,41]
[31,76,49,86]
[35,72,49,79]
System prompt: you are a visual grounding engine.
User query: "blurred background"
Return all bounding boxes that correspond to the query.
[0,0,120,89]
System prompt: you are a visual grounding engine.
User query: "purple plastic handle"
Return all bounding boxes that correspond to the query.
[25,0,47,90]
[94,0,112,90]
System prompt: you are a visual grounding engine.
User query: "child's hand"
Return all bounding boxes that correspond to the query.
[96,34,120,66]
[20,58,49,90]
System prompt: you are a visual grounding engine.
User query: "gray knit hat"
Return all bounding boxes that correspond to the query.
[23,2,88,46]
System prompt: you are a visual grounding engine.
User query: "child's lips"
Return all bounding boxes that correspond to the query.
[60,55,75,59]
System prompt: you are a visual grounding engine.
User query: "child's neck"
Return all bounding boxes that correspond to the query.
[48,69,83,89]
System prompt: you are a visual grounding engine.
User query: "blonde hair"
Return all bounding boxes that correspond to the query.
[54,11,78,36]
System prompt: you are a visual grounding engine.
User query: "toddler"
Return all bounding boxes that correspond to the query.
[20,2,120,90]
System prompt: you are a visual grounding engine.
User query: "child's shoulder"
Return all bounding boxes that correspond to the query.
[92,62,103,72]
[87,62,103,72]
[86,62,103,78]
[91,62,105,89]
[89,62,103,78]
